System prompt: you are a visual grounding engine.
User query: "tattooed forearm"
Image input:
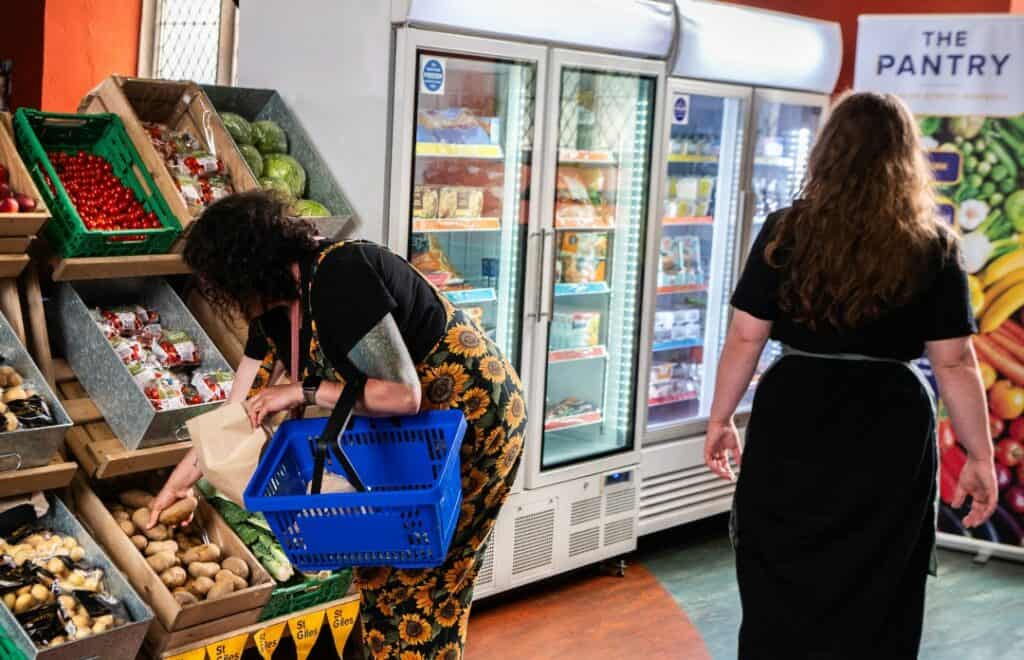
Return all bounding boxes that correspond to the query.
[347,313,419,388]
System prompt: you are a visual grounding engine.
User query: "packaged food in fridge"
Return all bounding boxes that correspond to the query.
[416,108,497,145]
[409,235,465,288]
[192,370,234,402]
[679,235,705,285]
[438,186,484,219]
[413,185,439,219]
[651,362,676,383]
[654,311,674,342]
[558,231,608,284]
[649,380,677,401]
[551,311,600,349]
[545,397,599,420]
[153,330,201,368]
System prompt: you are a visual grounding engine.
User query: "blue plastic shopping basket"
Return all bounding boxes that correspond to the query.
[244,408,466,571]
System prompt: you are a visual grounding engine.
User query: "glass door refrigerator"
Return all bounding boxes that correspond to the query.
[641,81,751,442]
[524,49,663,489]
[739,89,827,408]
[388,29,548,386]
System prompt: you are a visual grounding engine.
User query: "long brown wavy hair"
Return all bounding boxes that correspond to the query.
[765,91,946,330]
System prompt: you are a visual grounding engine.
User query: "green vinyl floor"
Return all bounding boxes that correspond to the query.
[637,514,1024,660]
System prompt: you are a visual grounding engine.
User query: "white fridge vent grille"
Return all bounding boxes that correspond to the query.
[478,541,496,587]
[639,465,737,521]
[512,509,556,575]
[570,497,602,526]
[604,517,634,547]
[569,527,601,557]
[605,487,637,516]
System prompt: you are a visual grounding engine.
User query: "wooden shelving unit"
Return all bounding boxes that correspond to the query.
[51,253,191,281]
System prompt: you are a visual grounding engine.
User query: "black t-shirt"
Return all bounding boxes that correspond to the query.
[730,210,977,361]
[244,242,448,374]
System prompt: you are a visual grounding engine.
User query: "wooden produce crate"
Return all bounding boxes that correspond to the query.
[72,474,274,634]
[79,76,259,233]
[0,112,48,249]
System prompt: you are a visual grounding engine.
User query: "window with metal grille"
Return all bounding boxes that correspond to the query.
[139,0,237,84]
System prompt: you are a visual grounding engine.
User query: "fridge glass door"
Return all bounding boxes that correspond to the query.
[541,65,656,470]
[647,88,747,432]
[405,51,537,369]
[742,94,824,406]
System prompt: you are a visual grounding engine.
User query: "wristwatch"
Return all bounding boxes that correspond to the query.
[302,375,322,406]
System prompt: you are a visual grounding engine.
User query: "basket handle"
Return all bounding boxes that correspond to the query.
[310,373,369,494]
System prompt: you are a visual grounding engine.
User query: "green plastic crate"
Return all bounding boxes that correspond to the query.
[260,569,352,621]
[13,108,180,258]
[0,630,26,660]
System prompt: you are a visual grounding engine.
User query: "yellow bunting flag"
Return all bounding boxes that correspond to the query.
[205,631,249,660]
[327,600,361,656]
[288,610,326,660]
[166,648,207,660]
[253,621,286,660]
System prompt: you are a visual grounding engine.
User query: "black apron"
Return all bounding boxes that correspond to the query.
[732,346,938,659]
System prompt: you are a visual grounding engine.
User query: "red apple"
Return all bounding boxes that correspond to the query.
[0,182,10,198]
[13,194,35,212]
[0,197,17,213]
[0,163,8,185]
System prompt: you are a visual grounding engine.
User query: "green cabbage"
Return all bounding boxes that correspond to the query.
[252,120,288,155]
[221,112,253,145]
[262,153,306,197]
[238,144,264,178]
[259,177,296,203]
[291,199,330,217]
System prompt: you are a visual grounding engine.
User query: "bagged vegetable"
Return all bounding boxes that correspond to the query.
[153,330,201,368]
[143,376,186,411]
[192,370,234,402]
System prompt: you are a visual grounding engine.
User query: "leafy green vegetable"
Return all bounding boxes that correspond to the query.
[950,116,986,139]
[918,116,941,136]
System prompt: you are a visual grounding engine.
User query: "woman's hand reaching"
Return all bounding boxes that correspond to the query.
[705,419,743,481]
[246,383,303,428]
[953,456,998,528]
[148,484,196,530]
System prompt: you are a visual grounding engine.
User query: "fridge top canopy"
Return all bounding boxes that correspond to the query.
[672,0,841,94]
[394,0,676,59]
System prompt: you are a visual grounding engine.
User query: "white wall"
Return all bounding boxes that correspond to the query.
[236,0,393,242]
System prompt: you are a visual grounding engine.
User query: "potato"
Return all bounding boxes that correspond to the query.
[130,535,148,551]
[70,547,86,562]
[174,533,193,550]
[74,628,92,640]
[71,613,91,629]
[92,621,109,634]
[118,520,136,536]
[111,510,130,523]
[16,586,31,596]
[215,569,248,591]
[66,572,85,586]
[173,590,199,606]
[130,508,151,532]
[221,556,250,580]
[146,551,178,574]
[82,577,100,592]
[11,551,29,566]
[189,576,215,596]
[159,496,198,526]
[3,593,14,609]
[25,534,43,547]
[182,543,221,565]
[206,580,235,600]
[144,540,178,556]
[187,562,220,579]
[144,524,169,542]
[30,584,49,602]
[95,613,114,627]
[57,595,76,611]
[50,635,65,646]
[14,593,35,613]
[46,558,65,575]
[62,536,77,548]
[160,566,187,589]
[3,386,27,403]
[119,490,154,509]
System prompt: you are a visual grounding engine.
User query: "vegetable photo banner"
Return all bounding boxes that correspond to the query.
[856,15,1024,555]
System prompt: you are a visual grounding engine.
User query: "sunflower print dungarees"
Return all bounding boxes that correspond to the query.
[250,242,525,660]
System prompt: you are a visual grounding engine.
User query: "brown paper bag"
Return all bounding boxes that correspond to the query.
[187,402,268,507]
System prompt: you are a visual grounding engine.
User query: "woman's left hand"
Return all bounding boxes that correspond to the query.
[247,384,303,428]
[705,419,742,481]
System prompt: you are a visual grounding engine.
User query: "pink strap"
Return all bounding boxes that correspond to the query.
[289,264,303,419]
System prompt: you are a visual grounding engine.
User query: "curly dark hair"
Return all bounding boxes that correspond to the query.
[184,191,320,316]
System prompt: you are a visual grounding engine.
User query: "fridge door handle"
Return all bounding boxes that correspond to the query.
[527,230,544,321]
[539,228,556,320]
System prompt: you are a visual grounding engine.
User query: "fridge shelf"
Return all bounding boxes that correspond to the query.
[653,338,702,352]
[754,156,795,168]
[663,216,713,226]
[549,345,608,364]
[648,391,698,407]
[667,154,717,163]
[554,281,610,297]
[657,284,707,295]
[544,410,603,432]
[412,218,501,232]
[415,142,504,160]
[443,287,497,305]
[554,221,615,231]
[558,148,616,165]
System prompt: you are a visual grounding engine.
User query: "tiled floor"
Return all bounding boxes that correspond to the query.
[638,514,1024,660]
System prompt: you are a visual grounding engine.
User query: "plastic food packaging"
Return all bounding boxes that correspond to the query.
[153,330,201,368]
[7,395,55,429]
[437,186,484,219]
[545,397,599,420]
[651,362,676,383]
[558,231,608,284]
[550,312,600,349]
[109,336,145,365]
[142,376,186,411]
[192,370,234,402]
[413,185,439,219]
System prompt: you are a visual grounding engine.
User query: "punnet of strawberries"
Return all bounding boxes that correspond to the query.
[45,151,161,231]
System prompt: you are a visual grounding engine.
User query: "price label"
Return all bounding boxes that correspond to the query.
[288,610,326,660]
[205,632,248,660]
[327,600,362,655]
[253,622,286,660]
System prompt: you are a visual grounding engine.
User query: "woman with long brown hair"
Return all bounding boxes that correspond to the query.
[705,91,998,657]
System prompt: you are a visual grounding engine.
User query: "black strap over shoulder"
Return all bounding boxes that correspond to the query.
[310,369,369,494]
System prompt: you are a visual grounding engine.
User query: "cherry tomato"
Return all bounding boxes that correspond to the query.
[979,361,998,390]
[990,413,1006,439]
[1009,418,1024,442]
[990,380,1024,419]
[995,438,1024,468]
[1004,485,1024,515]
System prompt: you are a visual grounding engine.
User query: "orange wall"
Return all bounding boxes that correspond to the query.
[729,0,1013,93]
[41,0,142,111]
